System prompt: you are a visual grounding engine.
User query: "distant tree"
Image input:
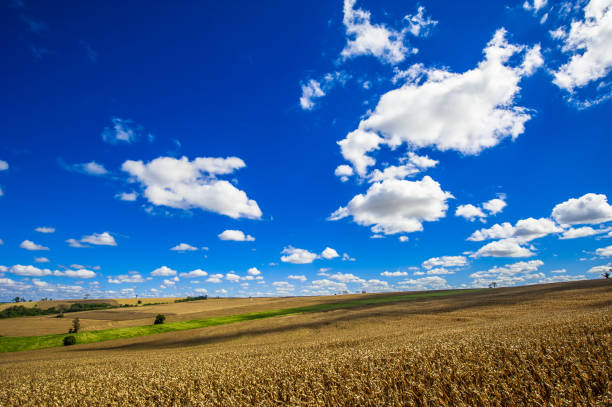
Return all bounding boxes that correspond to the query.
[154,314,166,325]
[137,299,142,305]
[488,282,497,288]
[13,297,20,303]
[68,318,81,333]
[602,270,611,279]
[84,293,90,299]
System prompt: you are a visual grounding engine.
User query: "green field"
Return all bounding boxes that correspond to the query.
[0,289,473,353]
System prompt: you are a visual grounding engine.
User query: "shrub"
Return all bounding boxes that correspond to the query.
[56,313,64,318]
[63,335,76,346]
[154,314,166,325]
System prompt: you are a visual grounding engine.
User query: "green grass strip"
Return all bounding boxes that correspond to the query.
[0,289,479,353]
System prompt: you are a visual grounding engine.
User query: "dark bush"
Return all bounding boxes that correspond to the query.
[63,335,76,346]
[68,318,81,333]
[154,314,166,325]
[56,313,64,318]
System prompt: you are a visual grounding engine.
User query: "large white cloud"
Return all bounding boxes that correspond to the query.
[320,247,340,259]
[54,268,96,279]
[552,0,612,92]
[455,204,487,222]
[471,238,535,258]
[329,176,452,235]
[179,269,208,278]
[596,245,612,257]
[80,232,117,246]
[552,193,612,225]
[337,29,542,175]
[281,246,318,264]
[122,156,261,219]
[218,229,255,242]
[9,264,52,277]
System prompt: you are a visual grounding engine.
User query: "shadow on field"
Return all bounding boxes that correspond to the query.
[74,279,612,353]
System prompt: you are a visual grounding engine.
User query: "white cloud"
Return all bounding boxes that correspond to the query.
[162,279,176,286]
[553,0,612,92]
[225,272,241,282]
[0,160,8,171]
[455,204,487,222]
[288,274,307,282]
[207,274,223,283]
[398,236,409,242]
[405,6,438,37]
[81,232,117,246]
[308,279,348,293]
[471,238,535,258]
[329,176,452,235]
[470,259,544,287]
[281,246,318,264]
[9,264,51,277]
[34,257,50,263]
[341,0,413,64]
[468,217,561,243]
[151,266,177,276]
[523,0,548,12]
[122,156,261,219]
[101,117,144,144]
[425,267,455,275]
[218,229,255,242]
[596,245,612,257]
[551,269,566,273]
[320,247,340,259]
[300,79,325,110]
[194,288,208,294]
[216,288,228,294]
[108,273,145,283]
[361,279,392,292]
[66,238,88,248]
[329,272,365,283]
[54,268,96,279]
[483,196,507,215]
[342,253,356,261]
[337,29,542,175]
[368,152,439,183]
[81,161,108,175]
[247,267,261,276]
[396,276,449,290]
[170,243,198,251]
[116,191,138,201]
[560,226,610,239]
[272,281,295,295]
[335,165,354,182]
[380,270,408,277]
[422,255,467,270]
[20,240,49,251]
[179,269,208,278]
[552,193,612,225]
[588,265,611,274]
[35,227,55,233]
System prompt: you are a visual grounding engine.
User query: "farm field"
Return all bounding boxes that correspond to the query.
[0,279,610,406]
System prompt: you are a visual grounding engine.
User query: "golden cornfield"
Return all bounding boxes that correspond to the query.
[0,280,610,406]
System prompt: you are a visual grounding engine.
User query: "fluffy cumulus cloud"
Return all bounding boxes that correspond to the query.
[170,243,198,251]
[471,238,535,258]
[596,245,612,257]
[179,269,208,278]
[456,196,507,221]
[218,229,255,242]
[20,240,49,251]
[552,0,612,93]
[335,165,354,183]
[122,156,261,219]
[307,279,348,294]
[0,160,8,171]
[299,79,324,110]
[247,267,261,276]
[320,247,340,259]
[468,218,561,243]
[272,281,295,295]
[108,273,145,283]
[329,176,453,235]
[207,274,223,283]
[35,227,55,233]
[54,268,96,278]
[361,279,392,292]
[560,226,610,239]
[422,255,468,270]
[368,152,438,183]
[9,264,52,277]
[151,266,177,276]
[588,265,611,274]
[470,260,545,287]
[34,257,50,263]
[288,274,307,282]
[225,272,241,282]
[381,270,408,277]
[405,6,438,37]
[329,272,365,283]
[81,232,117,246]
[337,29,542,176]
[552,193,612,225]
[116,192,138,201]
[281,246,318,264]
[523,0,548,12]
[341,0,413,64]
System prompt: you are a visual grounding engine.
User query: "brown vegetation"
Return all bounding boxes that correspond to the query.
[0,280,609,406]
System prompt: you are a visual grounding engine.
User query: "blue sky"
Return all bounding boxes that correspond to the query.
[1,0,611,300]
